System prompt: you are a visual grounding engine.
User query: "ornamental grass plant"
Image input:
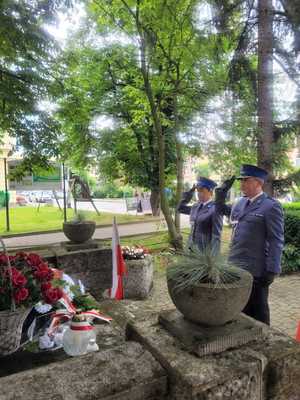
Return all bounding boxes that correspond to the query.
[167,245,241,293]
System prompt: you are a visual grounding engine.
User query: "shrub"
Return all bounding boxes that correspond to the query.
[284,211,300,247]
[93,183,134,199]
[282,202,300,211]
[0,191,9,207]
[282,211,300,273]
[281,244,300,274]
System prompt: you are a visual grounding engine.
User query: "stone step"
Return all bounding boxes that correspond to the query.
[0,342,167,400]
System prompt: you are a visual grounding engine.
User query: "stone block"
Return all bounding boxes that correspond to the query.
[62,240,100,251]
[159,309,267,356]
[126,310,300,399]
[0,342,167,400]
[48,248,113,300]
[123,256,153,300]
[44,249,153,301]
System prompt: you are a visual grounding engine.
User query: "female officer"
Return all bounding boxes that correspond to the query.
[177,177,223,254]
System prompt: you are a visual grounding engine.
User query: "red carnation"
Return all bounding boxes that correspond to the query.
[0,254,8,265]
[12,272,27,288]
[4,267,19,278]
[34,263,54,281]
[41,282,52,292]
[27,253,43,267]
[43,287,63,304]
[14,288,29,304]
[15,252,27,259]
[8,255,16,263]
[141,246,149,254]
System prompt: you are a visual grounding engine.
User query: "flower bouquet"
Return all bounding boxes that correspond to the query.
[0,242,64,356]
[121,245,149,260]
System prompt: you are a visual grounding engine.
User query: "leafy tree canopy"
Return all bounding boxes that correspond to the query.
[0,0,72,175]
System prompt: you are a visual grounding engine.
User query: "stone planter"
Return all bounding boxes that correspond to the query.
[62,221,96,244]
[167,267,253,326]
[123,255,153,300]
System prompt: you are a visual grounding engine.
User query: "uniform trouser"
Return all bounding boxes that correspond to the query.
[242,279,270,325]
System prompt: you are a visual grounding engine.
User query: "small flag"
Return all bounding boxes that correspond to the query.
[109,217,127,300]
[296,321,300,343]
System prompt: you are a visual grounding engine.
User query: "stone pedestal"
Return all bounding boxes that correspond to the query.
[126,310,300,400]
[43,249,154,301]
[159,309,267,356]
[47,248,113,301]
[62,239,100,252]
[123,255,153,300]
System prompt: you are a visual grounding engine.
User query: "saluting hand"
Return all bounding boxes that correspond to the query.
[215,176,236,202]
[220,176,236,192]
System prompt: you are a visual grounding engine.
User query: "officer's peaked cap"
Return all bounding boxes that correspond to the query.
[237,164,268,181]
[196,177,217,191]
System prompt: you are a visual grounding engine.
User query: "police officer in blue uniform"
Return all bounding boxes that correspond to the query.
[215,165,284,325]
[178,177,223,254]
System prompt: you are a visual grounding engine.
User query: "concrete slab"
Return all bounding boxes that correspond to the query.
[0,341,167,400]
[159,309,267,356]
[126,311,300,399]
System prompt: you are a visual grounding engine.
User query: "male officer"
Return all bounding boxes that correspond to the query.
[178,177,223,254]
[215,165,284,325]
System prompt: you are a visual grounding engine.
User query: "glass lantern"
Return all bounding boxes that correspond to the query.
[63,315,96,356]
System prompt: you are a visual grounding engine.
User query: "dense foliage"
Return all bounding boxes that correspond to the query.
[0,0,72,174]
[199,0,300,186]
[282,210,300,273]
[282,202,300,211]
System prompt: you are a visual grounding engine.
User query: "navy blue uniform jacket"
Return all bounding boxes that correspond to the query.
[177,189,223,253]
[216,193,284,277]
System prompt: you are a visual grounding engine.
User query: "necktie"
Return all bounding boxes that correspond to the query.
[244,199,251,208]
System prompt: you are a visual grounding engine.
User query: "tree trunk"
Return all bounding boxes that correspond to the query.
[175,139,184,232]
[150,189,160,216]
[138,30,182,249]
[257,0,274,196]
[173,91,184,234]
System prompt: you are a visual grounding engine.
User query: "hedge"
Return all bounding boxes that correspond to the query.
[282,202,300,211]
[284,211,300,247]
[0,191,9,207]
[282,210,300,274]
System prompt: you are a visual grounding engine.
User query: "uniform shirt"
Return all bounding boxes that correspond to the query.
[216,192,284,277]
[177,189,223,254]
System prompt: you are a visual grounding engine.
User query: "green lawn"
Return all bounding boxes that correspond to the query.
[119,227,232,276]
[121,226,232,253]
[0,206,153,236]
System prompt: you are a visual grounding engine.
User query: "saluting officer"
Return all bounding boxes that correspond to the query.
[177,177,223,254]
[215,164,284,325]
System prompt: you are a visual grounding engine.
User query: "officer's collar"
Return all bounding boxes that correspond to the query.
[201,199,213,207]
[247,191,264,203]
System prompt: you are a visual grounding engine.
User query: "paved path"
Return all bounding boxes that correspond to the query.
[270,274,300,337]
[1,219,181,250]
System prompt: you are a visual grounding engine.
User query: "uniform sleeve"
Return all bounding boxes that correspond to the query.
[265,201,284,274]
[214,198,232,217]
[177,189,194,215]
[211,207,223,255]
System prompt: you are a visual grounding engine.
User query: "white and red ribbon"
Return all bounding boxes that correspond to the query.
[48,309,112,336]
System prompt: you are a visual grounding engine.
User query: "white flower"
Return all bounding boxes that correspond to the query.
[34,302,52,314]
